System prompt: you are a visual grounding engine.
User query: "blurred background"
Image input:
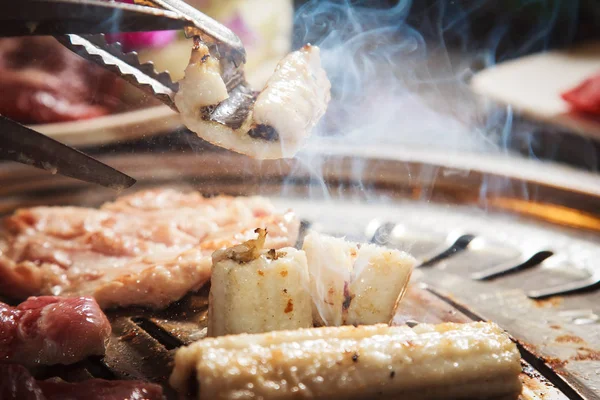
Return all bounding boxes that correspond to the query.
[2,0,600,173]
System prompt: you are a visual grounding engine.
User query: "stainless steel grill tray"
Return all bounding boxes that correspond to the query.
[1,149,598,399]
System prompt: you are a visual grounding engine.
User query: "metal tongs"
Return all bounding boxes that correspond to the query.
[0,0,246,189]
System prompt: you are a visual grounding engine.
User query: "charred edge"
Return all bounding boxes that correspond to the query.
[192,36,202,50]
[420,235,475,267]
[267,249,287,260]
[284,299,294,313]
[248,124,279,142]
[132,317,183,350]
[199,105,217,119]
[267,249,277,259]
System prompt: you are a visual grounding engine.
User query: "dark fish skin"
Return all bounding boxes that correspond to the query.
[202,82,257,130]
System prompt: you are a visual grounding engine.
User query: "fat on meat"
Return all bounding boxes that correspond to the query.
[0,296,110,366]
[0,364,164,400]
[0,189,299,309]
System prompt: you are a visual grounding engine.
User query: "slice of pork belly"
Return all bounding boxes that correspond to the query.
[0,189,299,309]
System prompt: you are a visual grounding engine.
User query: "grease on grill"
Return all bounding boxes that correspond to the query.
[555,335,584,344]
[248,124,279,141]
[571,348,600,361]
[533,297,563,308]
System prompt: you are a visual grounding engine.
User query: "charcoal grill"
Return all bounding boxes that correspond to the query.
[1,146,599,400]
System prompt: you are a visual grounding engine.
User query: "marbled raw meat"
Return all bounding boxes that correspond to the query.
[0,296,110,366]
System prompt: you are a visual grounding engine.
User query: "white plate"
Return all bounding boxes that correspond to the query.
[471,42,600,139]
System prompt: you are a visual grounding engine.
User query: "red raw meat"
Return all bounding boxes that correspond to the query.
[0,364,45,400]
[561,73,600,115]
[0,37,123,124]
[0,296,110,366]
[0,364,164,400]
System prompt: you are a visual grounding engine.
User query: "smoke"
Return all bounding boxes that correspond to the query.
[278,0,585,204]
[293,0,488,150]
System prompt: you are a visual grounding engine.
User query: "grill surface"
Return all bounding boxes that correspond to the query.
[1,150,599,399]
[32,284,569,400]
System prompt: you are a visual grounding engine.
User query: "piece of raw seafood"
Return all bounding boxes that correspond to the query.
[302,231,415,326]
[175,43,330,159]
[0,296,110,366]
[0,364,164,400]
[0,189,299,309]
[170,322,523,400]
[208,228,312,336]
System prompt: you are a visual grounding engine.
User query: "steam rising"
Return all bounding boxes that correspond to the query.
[278,0,496,202]
[276,0,587,203]
[294,0,487,150]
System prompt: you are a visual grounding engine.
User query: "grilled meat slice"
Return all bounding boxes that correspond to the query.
[0,296,110,366]
[176,43,331,160]
[0,189,299,309]
[0,364,164,400]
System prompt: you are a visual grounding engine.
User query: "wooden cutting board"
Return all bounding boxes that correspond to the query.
[471,42,600,139]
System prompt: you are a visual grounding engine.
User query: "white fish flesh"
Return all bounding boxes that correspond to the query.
[175,43,331,160]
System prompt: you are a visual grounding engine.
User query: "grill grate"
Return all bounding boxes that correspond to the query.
[32,284,570,400]
[28,219,586,400]
[367,219,599,298]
